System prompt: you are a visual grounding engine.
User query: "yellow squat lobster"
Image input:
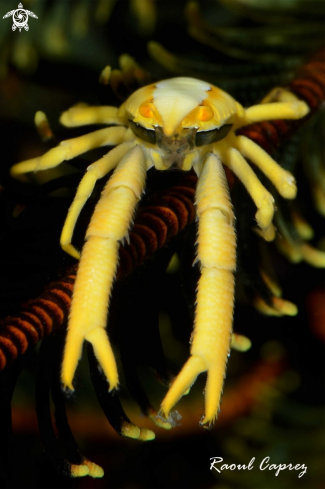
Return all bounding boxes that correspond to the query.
[10,77,308,426]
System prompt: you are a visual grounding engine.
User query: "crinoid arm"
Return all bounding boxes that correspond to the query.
[61,145,147,391]
[160,153,236,426]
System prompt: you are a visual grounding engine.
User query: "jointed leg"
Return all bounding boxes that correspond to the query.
[223,147,275,234]
[60,106,126,127]
[60,142,135,259]
[61,145,147,391]
[235,136,297,199]
[10,126,128,179]
[160,153,236,426]
[243,100,309,125]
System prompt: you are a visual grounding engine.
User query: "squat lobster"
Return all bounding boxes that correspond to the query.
[10,77,309,426]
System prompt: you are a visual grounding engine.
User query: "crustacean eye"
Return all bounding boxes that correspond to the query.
[129,119,156,144]
[195,124,233,147]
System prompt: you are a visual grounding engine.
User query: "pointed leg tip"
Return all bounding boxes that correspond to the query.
[199,414,217,429]
[108,381,119,392]
[157,405,169,420]
[148,409,173,430]
[151,412,173,430]
[61,382,75,397]
[157,409,182,428]
[61,243,81,260]
[255,224,276,242]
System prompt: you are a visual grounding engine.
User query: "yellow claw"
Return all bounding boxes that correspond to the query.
[160,356,206,420]
[160,154,235,426]
[61,146,147,391]
[61,237,120,391]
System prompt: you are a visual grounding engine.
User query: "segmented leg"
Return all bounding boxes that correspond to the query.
[10,126,128,178]
[223,146,275,237]
[60,141,135,259]
[60,106,125,127]
[235,136,297,199]
[243,100,309,124]
[61,145,147,391]
[160,153,236,426]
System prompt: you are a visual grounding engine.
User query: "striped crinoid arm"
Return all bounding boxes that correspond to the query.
[0,271,75,371]
[0,174,197,371]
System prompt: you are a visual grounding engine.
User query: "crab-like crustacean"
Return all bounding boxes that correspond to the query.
[10,77,309,426]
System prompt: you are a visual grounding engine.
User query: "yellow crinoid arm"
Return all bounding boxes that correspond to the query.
[61,145,147,391]
[160,153,236,426]
[254,296,298,317]
[60,141,135,259]
[10,126,128,180]
[60,106,126,127]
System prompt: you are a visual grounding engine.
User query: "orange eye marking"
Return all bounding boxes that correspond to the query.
[197,105,214,121]
[139,103,155,118]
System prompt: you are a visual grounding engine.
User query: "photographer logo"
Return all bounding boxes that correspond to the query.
[3,3,38,32]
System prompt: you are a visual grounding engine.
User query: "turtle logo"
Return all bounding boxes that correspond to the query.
[3,3,38,32]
